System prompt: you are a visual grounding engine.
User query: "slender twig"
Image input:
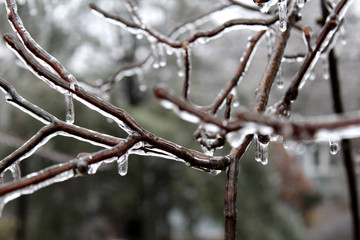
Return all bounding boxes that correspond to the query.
[210,30,266,114]
[278,0,352,116]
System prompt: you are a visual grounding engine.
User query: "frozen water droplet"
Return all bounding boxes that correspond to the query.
[321,54,330,80]
[0,197,5,217]
[9,162,21,180]
[230,88,240,107]
[209,169,221,176]
[201,145,214,156]
[136,34,143,40]
[117,153,128,176]
[329,138,339,155]
[340,22,347,45]
[88,162,102,175]
[0,172,4,185]
[175,49,185,77]
[65,92,75,124]
[255,135,269,165]
[278,0,287,32]
[158,44,167,67]
[276,63,284,89]
[136,68,147,92]
[297,0,305,8]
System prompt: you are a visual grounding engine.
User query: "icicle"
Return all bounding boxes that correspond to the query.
[254,135,269,165]
[321,54,330,80]
[209,169,221,176]
[329,138,339,155]
[87,162,102,175]
[201,146,214,156]
[158,44,167,67]
[159,99,200,123]
[276,62,284,89]
[0,172,4,185]
[28,0,37,16]
[150,41,160,69]
[256,0,277,13]
[266,29,275,58]
[136,68,147,92]
[117,153,129,176]
[175,49,185,77]
[9,162,21,180]
[297,0,305,8]
[339,22,347,45]
[278,0,287,32]
[65,93,75,124]
[230,88,240,108]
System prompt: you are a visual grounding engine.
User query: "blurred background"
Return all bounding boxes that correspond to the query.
[0,0,359,239]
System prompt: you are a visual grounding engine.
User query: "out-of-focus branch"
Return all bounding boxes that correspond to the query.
[321,1,360,239]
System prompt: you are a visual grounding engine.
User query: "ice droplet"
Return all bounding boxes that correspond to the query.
[276,63,284,89]
[297,0,305,8]
[254,135,269,165]
[87,162,102,175]
[175,49,185,77]
[340,22,347,45]
[0,164,74,217]
[278,0,287,32]
[0,172,4,185]
[151,42,160,69]
[329,138,339,155]
[209,169,221,176]
[256,0,277,13]
[158,44,167,67]
[65,92,75,124]
[117,153,128,176]
[9,162,21,180]
[321,54,330,80]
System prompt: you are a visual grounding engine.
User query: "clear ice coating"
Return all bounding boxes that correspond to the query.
[254,135,269,165]
[0,166,74,217]
[278,0,287,32]
[117,153,129,176]
[329,138,339,155]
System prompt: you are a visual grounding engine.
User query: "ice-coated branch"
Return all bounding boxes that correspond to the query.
[210,30,266,114]
[0,135,141,206]
[89,2,277,49]
[6,0,76,84]
[277,0,353,116]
